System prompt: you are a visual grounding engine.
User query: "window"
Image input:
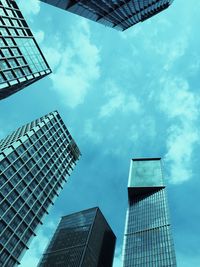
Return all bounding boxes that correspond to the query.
[0,159,10,171]
[6,9,14,17]
[14,159,23,170]
[0,60,9,70]
[8,58,18,68]
[0,27,8,36]
[16,180,26,193]
[17,57,25,66]
[13,196,24,210]
[5,38,15,46]
[3,18,11,26]
[10,215,21,230]
[10,173,21,186]
[4,70,15,80]
[0,200,9,216]
[14,68,23,78]
[0,8,6,16]
[11,48,20,56]
[0,73,5,82]
[4,166,15,177]
[0,250,10,264]
[2,48,12,57]
[7,151,18,162]
[9,28,17,36]
[19,204,29,217]
[12,19,19,27]
[12,242,24,258]
[0,174,7,187]
[3,208,15,223]
[22,67,30,75]
[7,189,18,204]
[1,182,13,197]
[17,29,24,36]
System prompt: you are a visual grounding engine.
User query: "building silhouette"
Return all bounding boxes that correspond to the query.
[38,207,116,267]
[0,111,80,267]
[0,0,51,100]
[122,158,177,266]
[40,0,174,31]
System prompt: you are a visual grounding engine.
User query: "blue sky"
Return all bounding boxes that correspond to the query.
[1,0,200,266]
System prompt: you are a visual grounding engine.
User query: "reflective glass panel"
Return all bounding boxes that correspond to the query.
[129,159,163,187]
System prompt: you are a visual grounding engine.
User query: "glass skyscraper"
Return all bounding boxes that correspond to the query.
[40,0,174,31]
[0,0,51,100]
[123,158,176,267]
[0,111,80,267]
[38,207,116,267]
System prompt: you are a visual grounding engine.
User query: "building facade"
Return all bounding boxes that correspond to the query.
[40,0,174,31]
[0,0,51,100]
[0,111,80,267]
[38,207,116,267]
[123,158,176,267]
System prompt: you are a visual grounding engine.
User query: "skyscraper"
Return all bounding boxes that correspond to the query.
[123,158,176,266]
[0,111,80,267]
[0,0,51,100]
[40,0,174,31]
[38,207,116,267]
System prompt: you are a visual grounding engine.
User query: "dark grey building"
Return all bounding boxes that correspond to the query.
[40,0,174,31]
[0,0,51,100]
[123,158,176,266]
[0,111,80,267]
[38,207,116,267]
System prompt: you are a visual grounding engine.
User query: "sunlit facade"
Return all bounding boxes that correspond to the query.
[0,111,80,267]
[40,0,174,31]
[123,158,177,266]
[38,207,116,267]
[0,0,51,100]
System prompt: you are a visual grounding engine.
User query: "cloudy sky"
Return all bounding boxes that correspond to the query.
[1,0,200,266]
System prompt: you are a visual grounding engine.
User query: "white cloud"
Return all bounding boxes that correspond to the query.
[17,0,41,15]
[159,76,200,183]
[99,81,141,118]
[163,28,190,71]
[129,125,139,142]
[44,20,100,108]
[20,219,58,267]
[20,229,49,267]
[33,30,45,44]
[84,119,102,144]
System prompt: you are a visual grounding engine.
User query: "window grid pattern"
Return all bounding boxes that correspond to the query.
[38,208,97,267]
[0,0,51,99]
[0,111,80,267]
[38,208,116,267]
[41,0,174,31]
[124,189,176,266]
[123,158,176,267]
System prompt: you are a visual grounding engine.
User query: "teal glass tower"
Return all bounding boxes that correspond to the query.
[38,207,116,267]
[0,0,51,100]
[40,0,174,31]
[0,111,80,267]
[123,158,176,266]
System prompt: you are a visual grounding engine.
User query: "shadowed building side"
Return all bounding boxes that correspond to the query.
[38,207,116,267]
[40,0,174,31]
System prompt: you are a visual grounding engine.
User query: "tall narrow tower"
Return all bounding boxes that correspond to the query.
[40,0,174,31]
[0,111,80,267]
[38,207,116,267]
[123,158,176,266]
[0,0,51,100]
